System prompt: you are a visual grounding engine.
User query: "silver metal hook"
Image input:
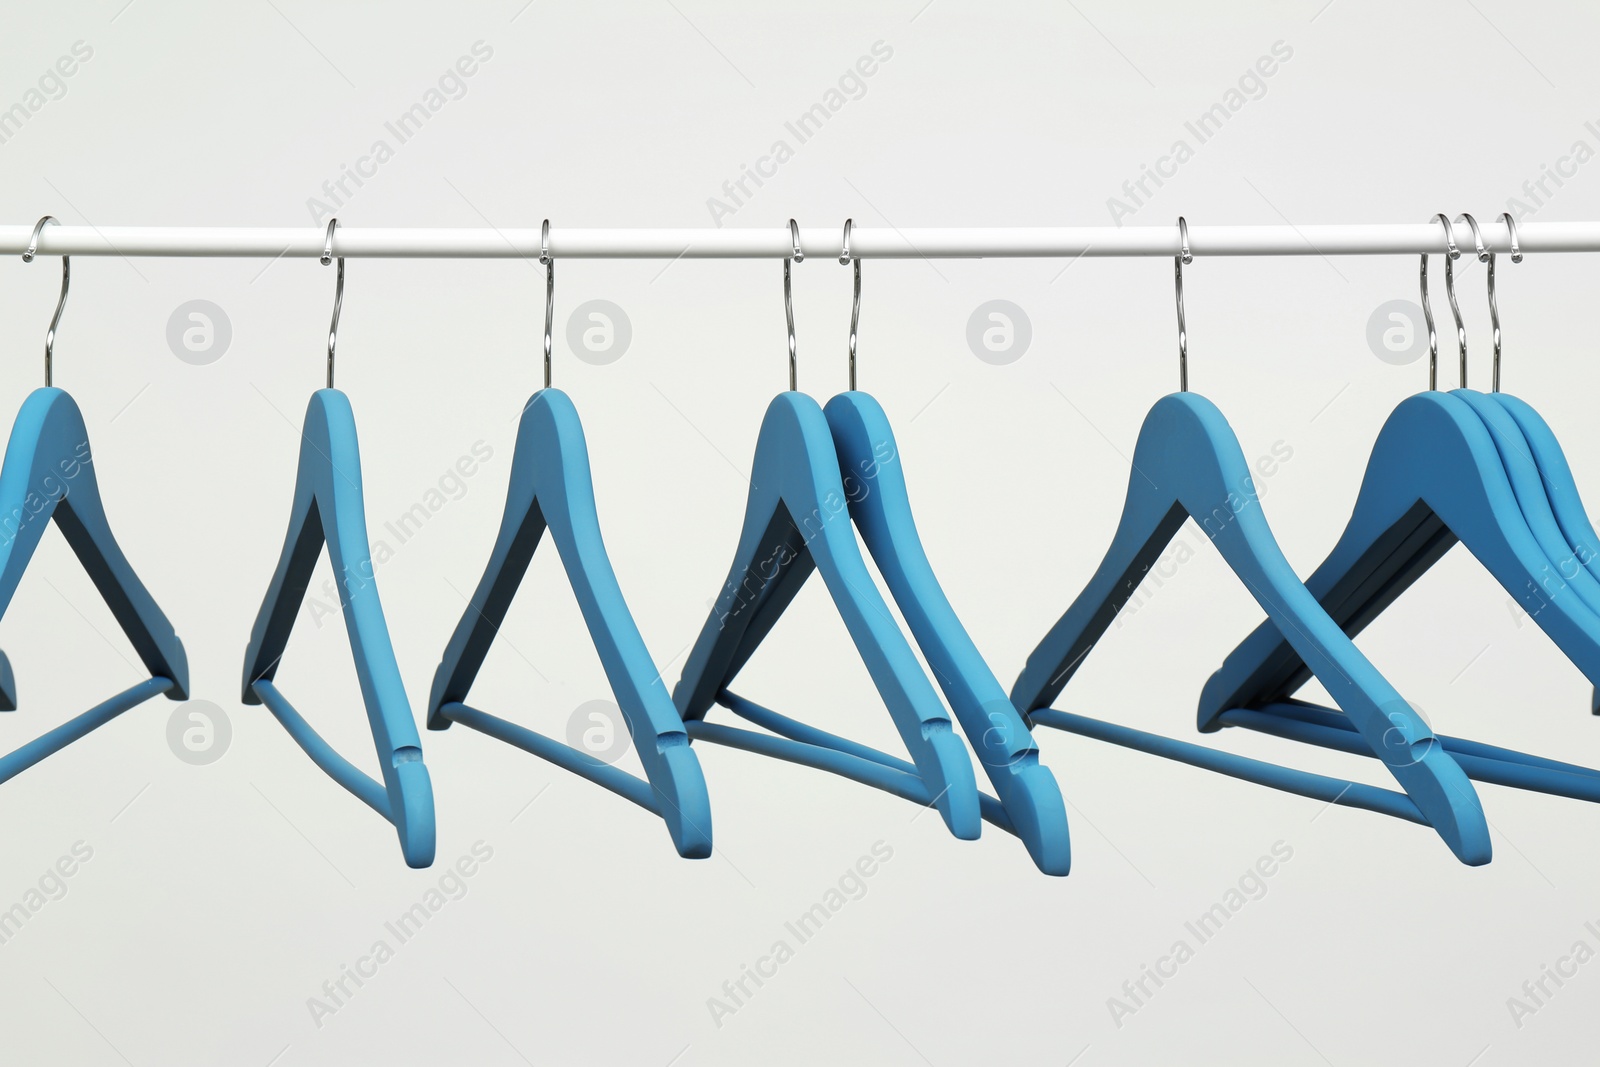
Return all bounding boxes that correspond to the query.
[321,217,343,389]
[1488,212,1522,392]
[1174,216,1192,392]
[1419,213,1464,390]
[540,219,554,388]
[785,218,803,391]
[841,218,860,391]
[24,216,67,387]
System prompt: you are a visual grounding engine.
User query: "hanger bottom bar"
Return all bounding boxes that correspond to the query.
[253,679,393,820]
[438,701,660,815]
[0,675,174,787]
[1219,704,1600,803]
[702,691,1014,835]
[1028,707,1426,824]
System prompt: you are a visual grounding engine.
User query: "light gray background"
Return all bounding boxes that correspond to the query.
[0,1,1595,1064]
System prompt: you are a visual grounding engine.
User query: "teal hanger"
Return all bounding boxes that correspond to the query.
[0,218,188,784]
[428,223,713,859]
[1012,219,1491,865]
[674,221,984,842]
[1203,213,1600,820]
[818,221,1070,875]
[1463,212,1600,713]
[241,222,435,868]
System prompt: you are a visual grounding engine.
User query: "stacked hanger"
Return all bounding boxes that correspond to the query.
[1195,212,1600,829]
[672,220,1071,875]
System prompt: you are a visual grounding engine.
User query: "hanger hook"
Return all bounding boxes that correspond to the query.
[1487,212,1522,392]
[1174,216,1192,392]
[841,218,860,391]
[540,219,554,389]
[24,216,68,388]
[1419,213,1463,391]
[785,218,803,391]
[321,217,343,389]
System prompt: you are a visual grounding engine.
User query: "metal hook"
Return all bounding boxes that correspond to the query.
[1174,216,1192,392]
[841,218,860,391]
[1419,213,1464,390]
[1488,212,1522,392]
[24,216,68,387]
[785,218,803,391]
[540,219,553,389]
[321,217,343,389]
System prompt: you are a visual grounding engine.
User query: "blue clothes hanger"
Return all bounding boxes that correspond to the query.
[673,222,983,842]
[241,222,435,868]
[1463,213,1600,713]
[427,224,712,858]
[814,223,1070,875]
[0,218,188,783]
[1011,219,1491,865]
[1202,214,1600,817]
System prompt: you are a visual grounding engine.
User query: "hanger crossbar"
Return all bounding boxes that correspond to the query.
[1219,703,1600,803]
[701,690,1016,834]
[437,701,660,815]
[253,679,392,820]
[0,675,173,788]
[1027,707,1427,824]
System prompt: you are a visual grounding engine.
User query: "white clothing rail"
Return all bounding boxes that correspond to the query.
[0,221,1590,260]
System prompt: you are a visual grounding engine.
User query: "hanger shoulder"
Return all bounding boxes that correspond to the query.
[672,391,980,839]
[825,391,1070,875]
[1453,389,1600,618]
[0,387,187,701]
[1493,393,1600,583]
[1206,391,1600,722]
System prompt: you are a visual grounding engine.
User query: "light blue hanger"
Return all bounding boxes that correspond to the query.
[241,221,435,868]
[1012,218,1491,865]
[427,223,713,858]
[818,221,1070,874]
[1465,213,1600,713]
[1202,213,1600,817]
[0,217,188,784]
[673,221,983,841]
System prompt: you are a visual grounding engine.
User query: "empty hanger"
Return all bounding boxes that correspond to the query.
[427,220,713,858]
[673,220,984,841]
[1202,212,1600,819]
[0,215,188,786]
[1461,214,1600,712]
[819,219,1071,874]
[241,219,436,868]
[1011,217,1490,865]
[1442,214,1600,633]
